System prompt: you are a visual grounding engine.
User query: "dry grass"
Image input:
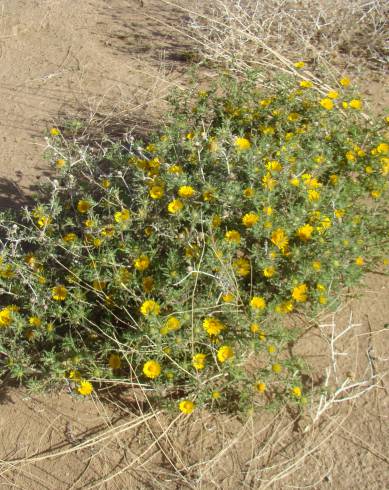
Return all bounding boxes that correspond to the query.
[162,0,388,80]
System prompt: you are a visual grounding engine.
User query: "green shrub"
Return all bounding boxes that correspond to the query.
[0,71,388,413]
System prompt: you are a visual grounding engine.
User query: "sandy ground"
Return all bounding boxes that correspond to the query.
[0,0,388,489]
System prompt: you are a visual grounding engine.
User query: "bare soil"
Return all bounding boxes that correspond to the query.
[0,1,388,489]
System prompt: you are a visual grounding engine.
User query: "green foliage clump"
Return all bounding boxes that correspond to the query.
[0,71,388,412]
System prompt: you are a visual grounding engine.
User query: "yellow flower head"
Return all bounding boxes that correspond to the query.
[355,256,364,266]
[275,300,294,315]
[296,224,314,241]
[272,363,282,374]
[134,255,150,271]
[164,316,180,333]
[376,143,389,154]
[271,228,289,253]
[0,308,13,327]
[233,258,251,277]
[178,185,195,198]
[29,316,42,327]
[114,208,130,223]
[292,283,308,302]
[168,165,183,174]
[77,200,91,213]
[287,112,300,122]
[294,61,305,69]
[300,80,313,88]
[262,173,277,190]
[143,360,161,379]
[242,212,259,227]
[262,266,275,278]
[56,159,66,168]
[217,345,234,363]
[50,127,60,136]
[78,380,93,396]
[327,90,339,99]
[225,230,241,244]
[330,174,338,185]
[203,317,225,336]
[63,232,77,243]
[140,300,160,316]
[52,285,68,301]
[149,185,164,199]
[222,293,234,303]
[192,353,206,370]
[142,275,154,292]
[291,386,302,397]
[308,190,320,201]
[256,381,267,393]
[243,187,255,198]
[312,261,321,271]
[211,390,221,399]
[320,98,334,110]
[250,296,266,310]
[349,99,362,110]
[167,199,183,214]
[340,77,350,87]
[108,353,122,370]
[179,399,195,414]
[234,137,251,151]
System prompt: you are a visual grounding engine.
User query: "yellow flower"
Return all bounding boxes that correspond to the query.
[234,137,251,151]
[149,185,164,199]
[263,266,275,278]
[272,363,282,374]
[261,126,275,135]
[164,316,180,332]
[0,308,13,327]
[114,209,130,223]
[192,353,206,370]
[346,150,356,162]
[203,190,214,201]
[63,232,77,243]
[263,206,273,216]
[317,283,326,292]
[262,173,277,190]
[266,160,282,172]
[376,143,389,154]
[77,200,91,213]
[143,360,161,379]
[271,228,289,253]
[291,386,302,397]
[290,177,300,186]
[50,127,60,136]
[78,380,93,396]
[109,353,121,370]
[211,215,221,228]
[320,98,334,110]
[300,80,313,88]
[365,166,374,174]
[312,261,321,271]
[217,345,234,363]
[349,99,362,110]
[292,283,308,302]
[179,400,195,414]
[134,255,150,271]
[37,215,52,228]
[340,77,350,87]
[259,98,272,107]
[275,300,294,314]
[233,258,250,277]
[256,382,266,393]
[296,224,314,241]
[334,209,345,219]
[330,174,338,185]
[211,391,221,399]
[294,61,305,69]
[56,159,66,168]
[355,256,364,266]
[250,296,266,310]
[167,199,183,214]
[308,190,320,201]
[222,293,234,302]
[28,316,41,327]
[178,185,195,198]
[168,165,183,174]
[319,295,328,305]
[142,276,154,292]
[371,190,381,199]
[203,317,225,336]
[243,187,255,198]
[52,285,68,301]
[242,212,259,227]
[327,90,339,99]
[140,300,160,316]
[101,178,111,189]
[287,112,300,122]
[225,230,241,244]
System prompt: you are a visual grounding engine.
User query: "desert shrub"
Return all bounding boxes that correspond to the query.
[0,71,388,413]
